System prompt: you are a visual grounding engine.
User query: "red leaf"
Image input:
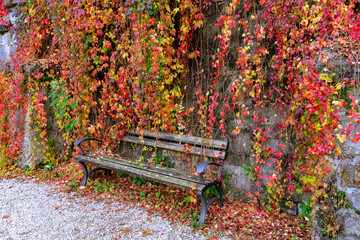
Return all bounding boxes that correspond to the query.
[130,14,136,21]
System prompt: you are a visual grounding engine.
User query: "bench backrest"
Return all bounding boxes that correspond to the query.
[122,130,228,161]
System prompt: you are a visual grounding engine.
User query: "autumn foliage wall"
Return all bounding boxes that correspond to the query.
[0,0,360,206]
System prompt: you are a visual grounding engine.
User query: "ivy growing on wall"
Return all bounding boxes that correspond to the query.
[0,1,8,26]
[0,0,359,217]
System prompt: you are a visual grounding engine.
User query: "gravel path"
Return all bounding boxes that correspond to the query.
[0,178,225,240]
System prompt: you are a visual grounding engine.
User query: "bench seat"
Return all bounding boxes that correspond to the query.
[75,153,212,192]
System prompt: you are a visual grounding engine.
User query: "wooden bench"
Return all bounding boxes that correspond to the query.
[74,130,229,224]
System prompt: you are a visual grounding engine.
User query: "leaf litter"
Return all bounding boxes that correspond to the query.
[0,162,311,239]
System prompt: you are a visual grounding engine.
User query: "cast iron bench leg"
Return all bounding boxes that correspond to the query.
[79,161,111,186]
[79,162,89,186]
[216,181,224,208]
[197,181,224,224]
[88,167,111,177]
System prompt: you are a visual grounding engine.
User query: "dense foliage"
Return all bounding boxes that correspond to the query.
[0,3,8,26]
[0,0,359,224]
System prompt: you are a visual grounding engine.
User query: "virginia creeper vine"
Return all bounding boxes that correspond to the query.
[0,1,359,222]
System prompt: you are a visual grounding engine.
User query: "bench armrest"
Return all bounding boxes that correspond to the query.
[196,161,221,174]
[74,138,102,155]
[196,161,222,184]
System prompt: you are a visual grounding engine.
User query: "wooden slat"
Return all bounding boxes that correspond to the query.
[101,155,207,183]
[127,130,228,150]
[121,135,226,160]
[79,153,212,184]
[75,155,206,192]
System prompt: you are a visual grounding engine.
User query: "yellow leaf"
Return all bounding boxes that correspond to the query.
[189,196,197,203]
[165,4,170,12]
[248,205,255,212]
[336,134,346,143]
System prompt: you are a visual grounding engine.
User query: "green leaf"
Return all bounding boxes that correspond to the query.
[71,102,78,109]
[65,120,77,131]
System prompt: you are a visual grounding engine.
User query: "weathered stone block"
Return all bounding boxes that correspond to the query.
[14,85,65,168]
[346,188,360,210]
[335,158,360,210]
[316,50,356,79]
[337,164,360,189]
[223,164,251,199]
[338,236,360,240]
[311,205,326,240]
[15,110,46,168]
[336,209,360,239]
[0,33,14,63]
[231,131,252,158]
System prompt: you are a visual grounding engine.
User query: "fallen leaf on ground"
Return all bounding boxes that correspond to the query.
[119,228,131,233]
[248,205,255,212]
[142,228,153,237]
[2,215,9,219]
[189,196,197,203]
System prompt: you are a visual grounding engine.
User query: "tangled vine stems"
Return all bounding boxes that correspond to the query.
[0,0,359,216]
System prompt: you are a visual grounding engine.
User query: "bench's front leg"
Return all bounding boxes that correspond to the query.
[197,181,224,224]
[79,161,89,186]
[198,192,207,224]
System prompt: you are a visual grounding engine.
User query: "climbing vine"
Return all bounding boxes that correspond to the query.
[0,4,7,26]
[0,0,360,224]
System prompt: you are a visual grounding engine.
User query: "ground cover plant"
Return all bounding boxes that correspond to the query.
[0,0,360,238]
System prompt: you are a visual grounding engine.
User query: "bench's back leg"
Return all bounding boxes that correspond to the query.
[88,167,112,178]
[79,162,112,186]
[215,181,224,208]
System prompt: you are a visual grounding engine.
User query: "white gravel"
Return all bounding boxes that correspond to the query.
[0,178,226,240]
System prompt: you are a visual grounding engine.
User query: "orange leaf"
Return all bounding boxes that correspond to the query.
[142,228,153,237]
[120,228,131,233]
